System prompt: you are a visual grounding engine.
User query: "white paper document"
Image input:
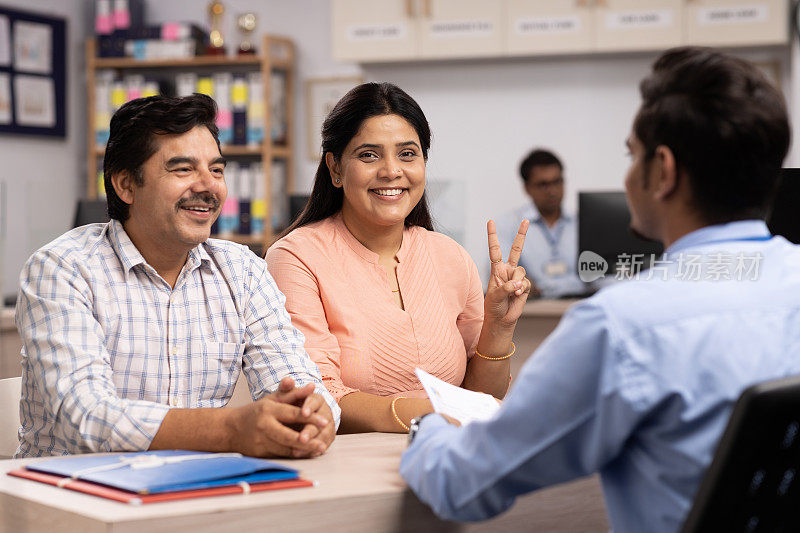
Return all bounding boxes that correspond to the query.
[415,368,500,426]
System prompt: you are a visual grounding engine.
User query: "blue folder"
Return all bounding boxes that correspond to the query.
[26,450,300,494]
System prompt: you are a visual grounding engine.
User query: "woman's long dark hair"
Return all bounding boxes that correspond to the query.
[281,82,434,238]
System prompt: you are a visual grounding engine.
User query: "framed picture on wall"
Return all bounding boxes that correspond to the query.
[305,76,363,160]
[0,6,66,137]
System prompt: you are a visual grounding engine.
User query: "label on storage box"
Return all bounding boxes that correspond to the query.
[515,16,581,35]
[347,24,407,41]
[697,5,768,26]
[606,10,674,30]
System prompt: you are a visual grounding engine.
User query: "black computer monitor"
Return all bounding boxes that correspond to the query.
[767,168,800,244]
[73,199,109,228]
[578,191,663,275]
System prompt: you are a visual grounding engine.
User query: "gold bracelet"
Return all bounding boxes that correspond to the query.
[391,396,410,432]
[474,341,516,360]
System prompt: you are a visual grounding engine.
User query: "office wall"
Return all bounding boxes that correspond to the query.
[0,0,88,299]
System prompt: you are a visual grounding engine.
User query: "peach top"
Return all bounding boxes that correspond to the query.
[265,214,484,401]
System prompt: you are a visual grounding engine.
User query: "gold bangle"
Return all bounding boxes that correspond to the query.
[391,396,410,432]
[474,341,516,360]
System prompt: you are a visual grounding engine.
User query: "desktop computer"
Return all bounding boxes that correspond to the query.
[578,191,663,277]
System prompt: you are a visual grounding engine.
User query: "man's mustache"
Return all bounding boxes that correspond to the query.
[176,193,221,210]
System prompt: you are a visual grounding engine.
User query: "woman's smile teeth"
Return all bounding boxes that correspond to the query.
[372,188,404,196]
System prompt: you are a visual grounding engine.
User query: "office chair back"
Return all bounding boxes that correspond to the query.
[73,199,109,228]
[681,374,800,532]
[0,376,21,458]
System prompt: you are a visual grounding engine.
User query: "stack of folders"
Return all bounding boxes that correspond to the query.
[7,450,312,504]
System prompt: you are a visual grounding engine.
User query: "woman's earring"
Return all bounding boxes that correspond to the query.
[335,178,341,184]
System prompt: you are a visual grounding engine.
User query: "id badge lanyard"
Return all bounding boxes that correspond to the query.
[537,219,568,277]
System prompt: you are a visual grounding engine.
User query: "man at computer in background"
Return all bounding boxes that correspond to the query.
[401,47,798,532]
[15,94,339,458]
[496,149,585,298]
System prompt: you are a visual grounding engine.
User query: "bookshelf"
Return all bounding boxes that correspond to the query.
[85,34,296,250]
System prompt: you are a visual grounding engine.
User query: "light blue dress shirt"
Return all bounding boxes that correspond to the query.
[401,220,800,532]
[495,203,586,298]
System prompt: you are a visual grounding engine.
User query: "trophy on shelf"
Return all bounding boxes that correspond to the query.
[237,13,257,55]
[206,1,226,56]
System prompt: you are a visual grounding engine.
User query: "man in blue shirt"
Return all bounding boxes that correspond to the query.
[401,47,797,532]
[496,149,586,298]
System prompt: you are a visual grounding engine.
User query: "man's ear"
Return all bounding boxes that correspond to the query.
[651,145,679,201]
[326,153,342,188]
[110,171,136,205]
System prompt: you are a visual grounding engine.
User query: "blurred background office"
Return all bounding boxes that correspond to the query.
[0,0,798,308]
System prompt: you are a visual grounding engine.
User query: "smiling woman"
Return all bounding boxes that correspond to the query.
[266,83,531,434]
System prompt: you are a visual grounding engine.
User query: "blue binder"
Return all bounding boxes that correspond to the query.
[26,450,299,494]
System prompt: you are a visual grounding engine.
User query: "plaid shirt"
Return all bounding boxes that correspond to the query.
[15,220,339,457]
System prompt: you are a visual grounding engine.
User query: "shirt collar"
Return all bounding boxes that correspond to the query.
[665,219,771,255]
[107,219,212,279]
[187,243,213,272]
[108,219,147,276]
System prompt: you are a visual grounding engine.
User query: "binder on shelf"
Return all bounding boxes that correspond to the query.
[218,162,240,237]
[247,72,265,148]
[231,77,248,146]
[95,0,113,36]
[271,160,288,231]
[110,81,127,112]
[94,70,113,146]
[141,79,160,98]
[111,0,144,34]
[7,450,312,504]
[195,76,214,98]
[175,73,197,98]
[97,171,106,199]
[124,74,144,102]
[237,164,253,236]
[270,72,287,144]
[214,73,233,146]
[251,161,266,237]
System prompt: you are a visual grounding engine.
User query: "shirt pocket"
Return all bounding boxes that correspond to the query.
[192,340,245,406]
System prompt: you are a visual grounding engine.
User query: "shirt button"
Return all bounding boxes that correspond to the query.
[171,345,178,355]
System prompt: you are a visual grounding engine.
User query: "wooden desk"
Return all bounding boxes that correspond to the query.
[0,433,608,532]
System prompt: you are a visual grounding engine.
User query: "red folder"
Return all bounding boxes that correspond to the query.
[7,467,313,504]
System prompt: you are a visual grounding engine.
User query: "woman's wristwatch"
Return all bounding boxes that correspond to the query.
[408,414,432,445]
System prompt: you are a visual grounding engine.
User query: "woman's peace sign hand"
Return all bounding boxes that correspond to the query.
[485,219,532,328]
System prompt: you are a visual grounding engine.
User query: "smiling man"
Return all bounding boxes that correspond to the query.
[15,94,339,458]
